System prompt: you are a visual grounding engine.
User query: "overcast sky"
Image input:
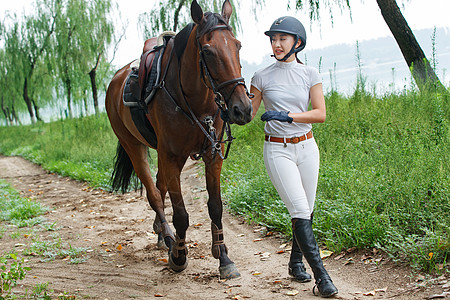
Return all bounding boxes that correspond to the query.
[2,0,450,66]
[112,0,450,66]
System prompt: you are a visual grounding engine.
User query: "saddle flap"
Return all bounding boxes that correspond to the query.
[139,37,158,90]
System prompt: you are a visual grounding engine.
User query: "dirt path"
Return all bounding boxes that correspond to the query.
[0,156,448,299]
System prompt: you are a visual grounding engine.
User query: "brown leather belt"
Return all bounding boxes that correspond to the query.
[265,131,313,144]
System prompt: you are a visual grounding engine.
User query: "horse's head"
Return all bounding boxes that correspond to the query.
[191,0,252,125]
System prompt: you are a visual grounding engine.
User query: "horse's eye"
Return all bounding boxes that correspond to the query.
[201,45,213,56]
[202,49,212,56]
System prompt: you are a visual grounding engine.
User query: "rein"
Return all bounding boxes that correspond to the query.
[155,23,252,160]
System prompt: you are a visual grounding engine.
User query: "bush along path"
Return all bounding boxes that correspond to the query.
[0,155,449,299]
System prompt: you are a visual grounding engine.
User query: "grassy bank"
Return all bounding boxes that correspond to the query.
[222,89,449,272]
[0,114,118,190]
[0,90,448,273]
[0,180,85,298]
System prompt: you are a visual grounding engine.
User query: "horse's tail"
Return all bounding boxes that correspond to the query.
[111,142,138,193]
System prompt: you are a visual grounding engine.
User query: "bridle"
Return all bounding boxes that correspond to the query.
[197,25,252,112]
[156,22,252,160]
[194,24,253,160]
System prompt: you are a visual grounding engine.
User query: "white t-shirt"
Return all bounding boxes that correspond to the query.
[251,60,322,137]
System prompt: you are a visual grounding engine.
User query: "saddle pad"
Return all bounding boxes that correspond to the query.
[123,70,158,148]
[130,107,158,149]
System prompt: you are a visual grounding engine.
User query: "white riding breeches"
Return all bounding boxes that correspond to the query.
[263,137,320,220]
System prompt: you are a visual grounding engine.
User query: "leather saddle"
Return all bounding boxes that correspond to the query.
[123,31,176,109]
[122,31,176,149]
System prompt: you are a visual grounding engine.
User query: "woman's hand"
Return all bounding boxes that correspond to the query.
[261,111,293,123]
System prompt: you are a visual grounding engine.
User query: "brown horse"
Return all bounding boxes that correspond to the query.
[105,0,252,279]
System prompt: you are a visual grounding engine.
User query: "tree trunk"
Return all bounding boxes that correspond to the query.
[376,0,445,92]
[23,77,37,123]
[89,68,99,115]
[11,105,21,125]
[83,90,89,116]
[1,96,11,126]
[173,0,187,32]
[67,78,72,118]
[32,99,42,122]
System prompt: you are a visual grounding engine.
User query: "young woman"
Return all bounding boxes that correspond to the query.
[250,16,338,298]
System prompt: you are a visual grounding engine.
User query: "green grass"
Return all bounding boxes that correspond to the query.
[0,90,448,273]
[0,181,46,298]
[0,181,48,227]
[0,113,154,191]
[0,180,87,298]
[23,235,90,264]
[0,114,118,190]
[222,88,449,273]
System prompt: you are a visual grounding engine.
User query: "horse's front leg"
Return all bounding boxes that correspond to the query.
[158,153,189,272]
[204,154,240,279]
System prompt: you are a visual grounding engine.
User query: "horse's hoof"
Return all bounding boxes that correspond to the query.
[168,252,188,272]
[219,263,240,279]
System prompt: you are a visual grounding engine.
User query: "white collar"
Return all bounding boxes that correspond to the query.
[275,59,298,69]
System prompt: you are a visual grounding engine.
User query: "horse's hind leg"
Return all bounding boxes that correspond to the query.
[153,214,168,249]
[153,169,171,249]
[203,155,240,279]
[122,141,175,249]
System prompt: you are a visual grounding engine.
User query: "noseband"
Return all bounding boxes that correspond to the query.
[155,23,252,160]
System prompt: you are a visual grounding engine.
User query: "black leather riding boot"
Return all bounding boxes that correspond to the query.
[289,235,312,282]
[292,218,338,298]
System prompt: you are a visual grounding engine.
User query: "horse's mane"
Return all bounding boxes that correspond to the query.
[173,12,232,60]
[196,12,232,37]
[174,23,195,60]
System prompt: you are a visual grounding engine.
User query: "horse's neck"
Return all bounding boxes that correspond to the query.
[179,40,212,106]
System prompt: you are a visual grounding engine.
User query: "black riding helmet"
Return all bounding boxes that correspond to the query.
[265,16,307,61]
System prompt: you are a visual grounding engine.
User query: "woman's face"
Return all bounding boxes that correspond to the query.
[270,33,301,62]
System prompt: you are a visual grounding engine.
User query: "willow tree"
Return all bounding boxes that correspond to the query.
[0,36,29,126]
[14,0,61,123]
[84,0,116,115]
[137,0,261,38]
[52,0,116,117]
[292,0,445,92]
[0,49,17,125]
[53,0,87,118]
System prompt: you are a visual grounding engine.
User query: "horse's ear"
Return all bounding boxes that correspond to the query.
[191,0,204,24]
[221,0,232,23]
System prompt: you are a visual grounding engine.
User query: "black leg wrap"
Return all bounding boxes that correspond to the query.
[211,223,227,259]
[172,235,188,258]
[292,218,338,298]
[161,221,175,249]
[168,235,188,272]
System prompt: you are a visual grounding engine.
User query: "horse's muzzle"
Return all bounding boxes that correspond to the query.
[229,97,252,125]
